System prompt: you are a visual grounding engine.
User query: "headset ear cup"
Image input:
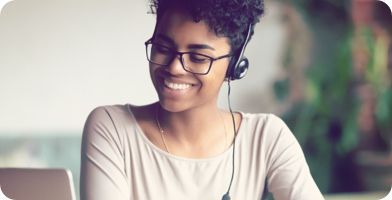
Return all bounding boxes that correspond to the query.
[225,23,252,81]
[234,57,249,80]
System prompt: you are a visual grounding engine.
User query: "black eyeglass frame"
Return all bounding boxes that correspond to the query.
[144,39,233,75]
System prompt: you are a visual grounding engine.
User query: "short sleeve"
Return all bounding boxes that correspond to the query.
[265,115,324,200]
[80,106,130,200]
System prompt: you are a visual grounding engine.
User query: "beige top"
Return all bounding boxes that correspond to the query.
[80,104,324,200]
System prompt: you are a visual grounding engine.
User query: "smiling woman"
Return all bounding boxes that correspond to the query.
[80,0,324,199]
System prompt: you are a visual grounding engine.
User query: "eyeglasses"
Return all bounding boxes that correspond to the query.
[145,39,232,75]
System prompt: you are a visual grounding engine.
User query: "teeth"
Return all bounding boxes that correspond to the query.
[164,80,192,90]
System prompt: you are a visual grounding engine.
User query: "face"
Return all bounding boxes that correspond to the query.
[149,8,232,112]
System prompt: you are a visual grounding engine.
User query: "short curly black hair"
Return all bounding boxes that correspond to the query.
[149,0,264,51]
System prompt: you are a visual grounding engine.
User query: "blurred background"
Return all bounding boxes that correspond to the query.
[0,0,391,199]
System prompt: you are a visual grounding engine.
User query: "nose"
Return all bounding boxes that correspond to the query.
[166,55,187,75]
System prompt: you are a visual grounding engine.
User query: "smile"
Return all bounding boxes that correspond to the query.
[164,79,192,90]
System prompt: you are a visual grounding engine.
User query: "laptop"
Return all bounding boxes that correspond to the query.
[0,168,76,200]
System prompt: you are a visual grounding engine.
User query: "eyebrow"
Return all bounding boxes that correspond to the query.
[188,44,215,51]
[155,33,216,51]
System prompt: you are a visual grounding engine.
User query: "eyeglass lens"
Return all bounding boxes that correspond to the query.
[147,43,212,74]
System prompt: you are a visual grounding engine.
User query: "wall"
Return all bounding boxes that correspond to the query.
[0,0,286,134]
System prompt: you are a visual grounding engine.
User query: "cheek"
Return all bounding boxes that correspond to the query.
[212,61,230,82]
[149,64,162,89]
[149,64,155,77]
[200,62,229,91]
[149,65,155,83]
[149,64,160,79]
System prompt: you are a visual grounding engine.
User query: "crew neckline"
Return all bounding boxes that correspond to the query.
[125,104,246,163]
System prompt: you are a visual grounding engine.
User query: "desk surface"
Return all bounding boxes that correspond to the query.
[325,191,389,200]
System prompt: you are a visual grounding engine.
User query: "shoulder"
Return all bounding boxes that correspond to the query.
[243,113,285,124]
[82,104,152,149]
[82,104,131,140]
[83,103,157,135]
[241,112,289,135]
[86,104,129,120]
[85,103,154,123]
[240,112,297,151]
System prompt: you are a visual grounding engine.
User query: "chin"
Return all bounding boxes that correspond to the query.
[158,98,191,113]
[158,96,217,114]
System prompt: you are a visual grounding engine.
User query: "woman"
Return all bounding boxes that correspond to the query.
[80,0,324,199]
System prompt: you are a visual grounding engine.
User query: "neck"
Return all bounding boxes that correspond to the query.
[156,102,226,147]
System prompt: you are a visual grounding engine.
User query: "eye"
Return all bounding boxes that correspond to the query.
[189,53,209,63]
[154,44,171,54]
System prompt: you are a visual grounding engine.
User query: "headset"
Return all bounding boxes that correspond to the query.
[222,23,253,200]
[226,23,253,81]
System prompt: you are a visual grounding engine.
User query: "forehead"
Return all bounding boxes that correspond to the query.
[155,8,230,49]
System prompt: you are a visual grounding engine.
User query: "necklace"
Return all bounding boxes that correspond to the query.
[155,106,228,154]
[155,106,170,152]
